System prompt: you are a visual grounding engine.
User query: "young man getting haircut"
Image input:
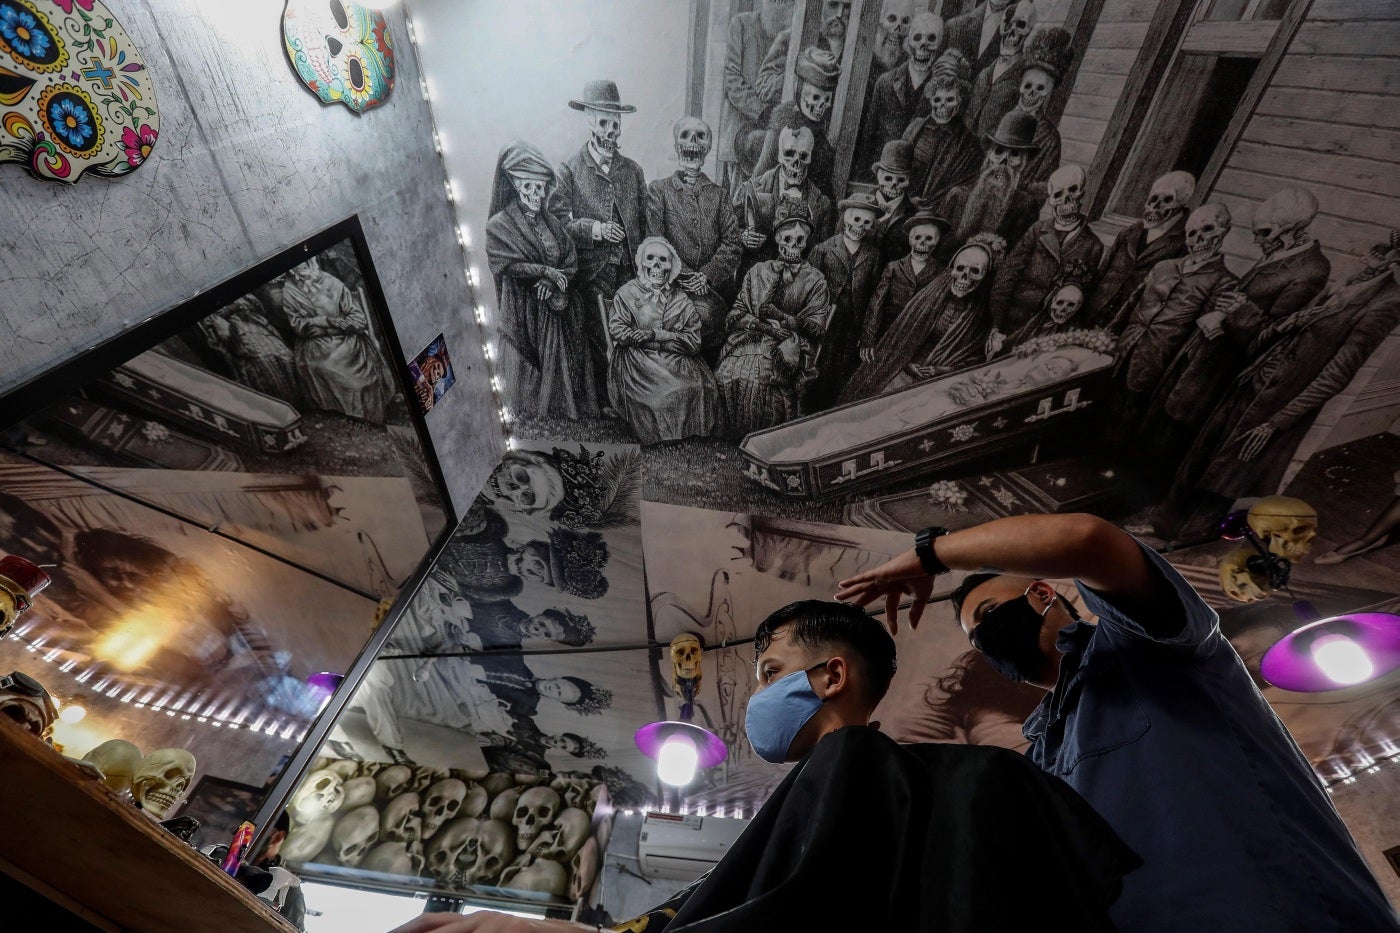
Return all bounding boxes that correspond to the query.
[836,512,1397,932]
[393,600,1137,933]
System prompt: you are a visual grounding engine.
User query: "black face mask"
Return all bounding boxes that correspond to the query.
[970,588,1050,683]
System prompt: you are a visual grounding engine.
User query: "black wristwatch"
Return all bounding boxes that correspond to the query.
[914,526,952,576]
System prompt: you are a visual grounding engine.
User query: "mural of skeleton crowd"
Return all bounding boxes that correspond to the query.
[483,0,1400,541]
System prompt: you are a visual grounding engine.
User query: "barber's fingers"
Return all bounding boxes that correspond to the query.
[884,591,900,636]
[907,579,934,630]
[390,913,472,933]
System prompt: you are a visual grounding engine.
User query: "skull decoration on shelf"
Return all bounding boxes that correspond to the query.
[674,117,712,177]
[1218,548,1272,604]
[1185,203,1231,260]
[512,786,562,849]
[281,0,396,113]
[670,633,704,706]
[130,748,196,819]
[1248,496,1319,562]
[375,764,412,801]
[82,738,144,795]
[950,245,990,297]
[281,816,334,863]
[421,778,468,839]
[501,858,568,896]
[341,775,377,810]
[293,768,347,821]
[529,807,592,862]
[0,670,57,742]
[380,791,422,844]
[331,805,381,867]
[0,0,159,184]
[1143,171,1196,227]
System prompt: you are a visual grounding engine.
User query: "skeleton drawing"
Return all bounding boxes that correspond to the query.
[939,110,1042,258]
[719,0,794,186]
[964,0,1038,140]
[806,191,885,411]
[1090,171,1195,332]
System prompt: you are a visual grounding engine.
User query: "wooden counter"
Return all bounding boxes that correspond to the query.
[0,717,292,932]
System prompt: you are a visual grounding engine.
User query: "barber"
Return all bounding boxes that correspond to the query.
[836,512,1397,932]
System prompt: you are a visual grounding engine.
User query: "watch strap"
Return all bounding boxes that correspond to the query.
[914,526,951,576]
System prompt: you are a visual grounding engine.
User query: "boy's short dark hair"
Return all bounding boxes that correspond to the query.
[950,571,1004,625]
[753,600,897,703]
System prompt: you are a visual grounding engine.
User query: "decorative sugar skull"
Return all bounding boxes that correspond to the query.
[513,786,562,848]
[1046,164,1085,223]
[82,738,143,795]
[485,451,564,515]
[673,116,712,173]
[529,807,592,862]
[570,837,601,903]
[1143,171,1195,226]
[341,776,377,810]
[0,670,56,742]
[1247,496,1319,562]
[130,747,195,819]
[777,125,814,185]
[381,791,422,843]
[332,805,381,867]
[426,816,479,881]
[929,83,961,125]
[500,858,568,896]
[797,80,833,123]
[293,769,346,820]
[0,0,159,183]
[950,245,990,297]
[586,106,621,152]
[375,764,412,801]
[282,0,395,114]
[1018,67,1055,114]
[908,223,941,257]
[1047,284,1084,324]
[1218,548,1271,603]
[510,174,547,214]
[421,778,468,839]
[1185,203,1231,259]
[905,12,943,66]
[1252,187,1319,258]
[775,222,810,263]
[999,1,1036,57]
[640,241,674,289]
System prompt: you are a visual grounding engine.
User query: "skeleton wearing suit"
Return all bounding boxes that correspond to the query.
[1088,171,1194,332]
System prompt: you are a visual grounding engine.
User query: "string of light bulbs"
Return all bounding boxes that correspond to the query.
[402,7,515,450]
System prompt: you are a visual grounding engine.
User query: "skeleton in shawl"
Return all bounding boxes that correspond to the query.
[716,199,832,437]
[1088,171,1194,332]
[964,0,1037,140]
[281,255,390,424]
[555,81,648,409]
[987,164,1101,352]
[486,141,597,420]
[841,233,1006,403]
[904,49,983,205]
[939,110,1042,259]
[647,118,743,361]
[806,191,884,412]
[861,209,949,359]
[607,237,720,444]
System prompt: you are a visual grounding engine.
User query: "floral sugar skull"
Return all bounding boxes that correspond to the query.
[0,0,159,183]
[282,0,395,114]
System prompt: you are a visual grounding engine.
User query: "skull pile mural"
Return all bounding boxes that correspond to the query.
[283,757,609,906]
[282,0,395,114]
[0,0,158,182]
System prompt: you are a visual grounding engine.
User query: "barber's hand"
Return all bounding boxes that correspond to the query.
[1234,422,1275,462]
[600,222,626,244]
[835,548,935,634]
[741,228,766,249]
[390,911,592,933]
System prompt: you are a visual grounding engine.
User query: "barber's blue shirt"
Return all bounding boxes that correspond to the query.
[1024,541,1397,931]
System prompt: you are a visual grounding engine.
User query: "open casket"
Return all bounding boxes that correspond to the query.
[739,343,1115,500]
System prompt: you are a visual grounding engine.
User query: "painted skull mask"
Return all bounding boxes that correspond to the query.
[282,0,395,114]
[0,0,159,183]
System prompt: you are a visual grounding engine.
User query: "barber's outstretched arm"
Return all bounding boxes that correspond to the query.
[835,513,1159,632]
[390,914,594,933]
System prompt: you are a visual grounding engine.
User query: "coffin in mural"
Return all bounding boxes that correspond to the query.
[740,345,1115,500]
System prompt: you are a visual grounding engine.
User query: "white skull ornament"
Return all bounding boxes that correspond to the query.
[950,245,990,297]
[0,0,159,184]
[670,632,703,697]
[130,748,195,819]
[529,807,592,862]
[426,816,478,881]
[570,837,601,903]
[381,791,422,843]
[501,858,568,896]
[331,805,381,867]
[1248,496,1319,562]
[421,778,468,839]
[82,738,143,795]
[513,786,562,848]
[375,764,412,800]
[293,768,346,820]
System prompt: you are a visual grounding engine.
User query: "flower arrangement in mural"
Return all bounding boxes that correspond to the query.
[0,0,157,183]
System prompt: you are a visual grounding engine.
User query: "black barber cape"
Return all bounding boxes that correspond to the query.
[629,726,1139,932]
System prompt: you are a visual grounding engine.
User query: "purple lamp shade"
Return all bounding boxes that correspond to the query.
[1260,613,1400,692]
[635,720,728,769]
[306,671,345,694]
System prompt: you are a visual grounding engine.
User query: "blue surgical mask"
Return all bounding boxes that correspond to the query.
[744,661,831,763]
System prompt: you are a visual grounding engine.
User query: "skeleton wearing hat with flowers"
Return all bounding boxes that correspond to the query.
[806,190,885,411]
[555,80,649,409]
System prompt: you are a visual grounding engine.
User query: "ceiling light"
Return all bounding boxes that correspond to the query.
[636,720,727,788]
[1261,613,1400,692]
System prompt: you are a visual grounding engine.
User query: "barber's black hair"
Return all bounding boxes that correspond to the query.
[753,599,897,703]
[950,571,1004,624]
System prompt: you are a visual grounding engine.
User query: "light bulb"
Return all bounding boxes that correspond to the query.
[656,734,698,786]
[59,704,86,724]
[1312,634,1374,686]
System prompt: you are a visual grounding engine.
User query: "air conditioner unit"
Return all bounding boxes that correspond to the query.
[637,812,749,881]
